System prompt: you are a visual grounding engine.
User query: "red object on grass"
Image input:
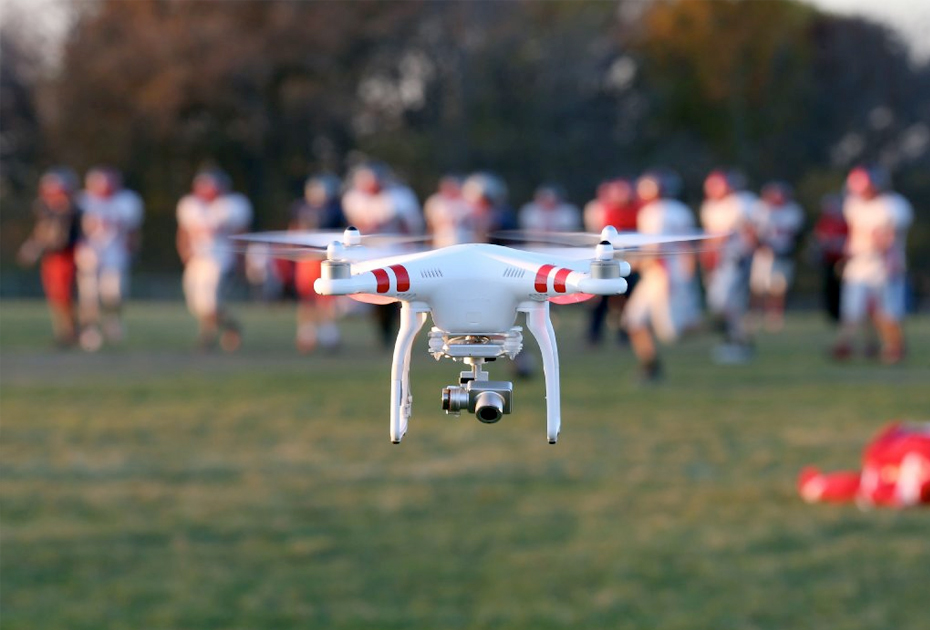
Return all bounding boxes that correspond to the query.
[798,422,930,508]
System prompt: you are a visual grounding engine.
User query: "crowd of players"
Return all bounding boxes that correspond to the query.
[19,161,913,375]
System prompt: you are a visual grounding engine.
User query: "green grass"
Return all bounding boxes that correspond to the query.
[1,299,928,630]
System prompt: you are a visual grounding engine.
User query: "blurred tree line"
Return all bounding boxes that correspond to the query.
[1,0,928,291]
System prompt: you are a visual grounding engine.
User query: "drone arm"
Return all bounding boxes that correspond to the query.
[314,274,377,296]
[390,302,429,443]
[529,260,628,298]
[521,301,561,444]
[315,262,416,300]
[573,276,628,295]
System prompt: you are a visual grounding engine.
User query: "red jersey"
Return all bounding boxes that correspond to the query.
[600,202,640,232]
[813,213,848,265]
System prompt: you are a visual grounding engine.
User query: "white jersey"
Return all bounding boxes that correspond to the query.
[701,192,755,259]
[751,201,804,256]
[518,202,581,233]
[343,186,423,235]
[638,198,694,235]
[388,185,425,234]
[77,189,144,269]
[637,198,698,284]
[177,193,252,271]
[425,193,481,247]
[842,193,901,283]
[624,198,700,341]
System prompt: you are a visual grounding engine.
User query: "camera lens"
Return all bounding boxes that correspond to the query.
[474,391,505,423]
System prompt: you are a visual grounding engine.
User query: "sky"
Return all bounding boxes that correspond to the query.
[810,0,930,60]
[1,0,929,62]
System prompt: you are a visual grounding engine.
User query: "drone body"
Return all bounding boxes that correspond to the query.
[315,242,628,333]
[236,226,707,444]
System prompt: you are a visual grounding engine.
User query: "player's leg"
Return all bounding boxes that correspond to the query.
[748,249,773,331]
[294,259,320,353]
[833,280,866,359]
[75,247,104,350]
[709,260,753,364]
[41,250,78,347]
[765,260,791,333]
[295,301,318,354]
[316,295,342,352]
[876,276,906,364]
[184,258,221,350]
[824,262,842,323]
[216,269,242,353]
[99,265,127,343]
[586,296,609,346]
[727,258,752,345]
[711,260,745,340]
[622,275,661,382]
[374,304,400,350]
[629,326,660,382]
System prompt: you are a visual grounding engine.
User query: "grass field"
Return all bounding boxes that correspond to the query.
[1,299,928,630]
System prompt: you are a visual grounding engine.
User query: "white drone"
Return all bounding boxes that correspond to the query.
[235,226,710,444]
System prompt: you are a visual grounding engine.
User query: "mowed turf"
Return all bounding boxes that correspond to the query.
[1,299,928,630]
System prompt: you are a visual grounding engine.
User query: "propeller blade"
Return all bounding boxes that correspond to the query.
[493,229,719,250]
[611,232,719,250]
[225,241,328,261]
[232,231,430,249]
[493,230,592,246]
[229,231,429,262]
[515,239,723,260]
[231,230,342,249]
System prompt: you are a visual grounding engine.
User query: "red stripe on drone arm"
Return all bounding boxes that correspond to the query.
[535,264,555,292]
[372,268,390,293]
[389,264,410,292]
[553,268,572,293]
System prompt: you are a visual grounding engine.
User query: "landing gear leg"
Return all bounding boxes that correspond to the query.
[390,302,428,443]
[522,301,561,444]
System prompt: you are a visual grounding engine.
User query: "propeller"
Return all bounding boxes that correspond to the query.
[496,226,725,260]
[230,227,430,261]
[493,226,720,251]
